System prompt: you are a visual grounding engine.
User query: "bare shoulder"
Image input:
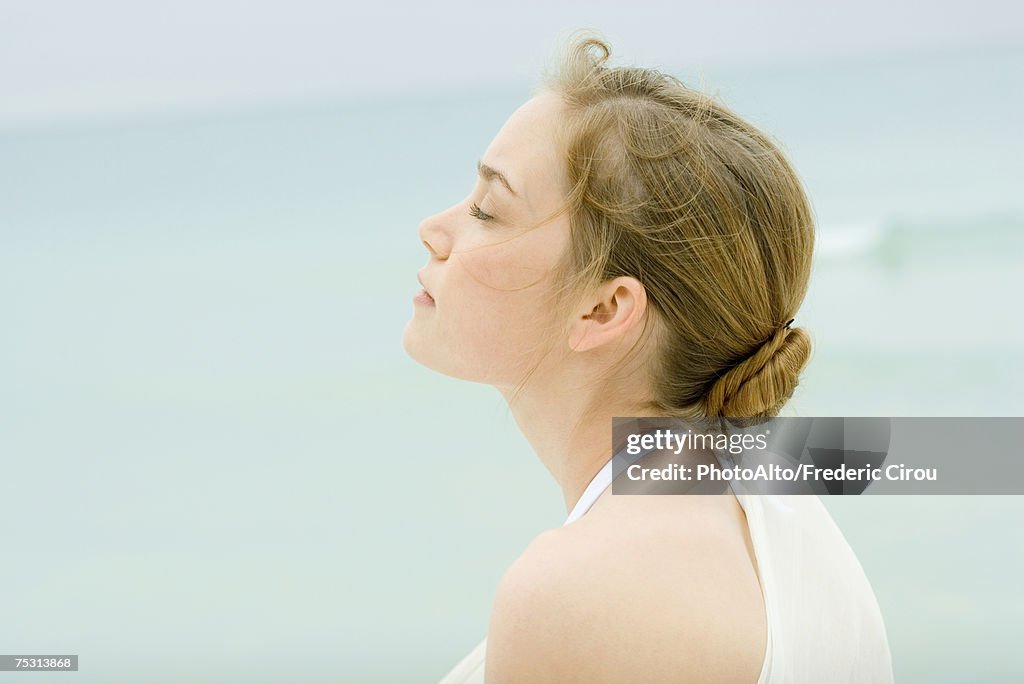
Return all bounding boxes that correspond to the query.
[485,498,767,684]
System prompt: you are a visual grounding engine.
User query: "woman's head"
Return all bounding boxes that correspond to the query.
[404,29,815,426]
[402,91,580,386]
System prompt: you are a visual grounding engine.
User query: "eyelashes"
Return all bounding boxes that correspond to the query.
[468,202,494,222]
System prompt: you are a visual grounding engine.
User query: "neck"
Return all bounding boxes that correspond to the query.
[497,379,652,515]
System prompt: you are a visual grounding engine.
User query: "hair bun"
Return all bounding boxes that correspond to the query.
[703,324,811,421]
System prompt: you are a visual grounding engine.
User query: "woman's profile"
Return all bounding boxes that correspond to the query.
[403,29,894,684]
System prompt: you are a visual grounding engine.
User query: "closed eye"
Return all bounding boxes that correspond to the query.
[468,202,494,222]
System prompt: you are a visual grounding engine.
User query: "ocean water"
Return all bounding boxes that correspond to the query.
[1,43,1023,682]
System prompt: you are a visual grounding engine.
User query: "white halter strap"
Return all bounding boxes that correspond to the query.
[563,441,657,526]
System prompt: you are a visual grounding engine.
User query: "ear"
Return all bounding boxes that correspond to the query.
[568,277,647,352]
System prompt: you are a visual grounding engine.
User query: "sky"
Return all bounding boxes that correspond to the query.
[1,0,1022,130]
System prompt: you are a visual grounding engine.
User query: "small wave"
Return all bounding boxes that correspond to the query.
[815,209,1024,261]
[817,220,886,259]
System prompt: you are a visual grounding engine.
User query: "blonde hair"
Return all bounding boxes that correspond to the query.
[509,29,815,429]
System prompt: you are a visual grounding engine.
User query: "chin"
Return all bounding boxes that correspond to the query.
[402,322,449,376]
[403,317,526,385]
[401,320,427,364]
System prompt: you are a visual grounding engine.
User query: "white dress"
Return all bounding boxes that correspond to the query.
[438,454,894,683]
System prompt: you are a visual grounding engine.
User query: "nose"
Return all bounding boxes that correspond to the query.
[418,210,452,259]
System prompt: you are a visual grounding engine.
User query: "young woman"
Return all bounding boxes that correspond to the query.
[404,30,894,684]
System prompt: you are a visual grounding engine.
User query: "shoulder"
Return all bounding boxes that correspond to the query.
[484,505,767,683]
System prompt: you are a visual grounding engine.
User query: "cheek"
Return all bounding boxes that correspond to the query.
[461,218,569,292]
[459,236,551,291]
[445,239,560,371]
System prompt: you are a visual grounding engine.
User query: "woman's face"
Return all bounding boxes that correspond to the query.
[403,91,573,386]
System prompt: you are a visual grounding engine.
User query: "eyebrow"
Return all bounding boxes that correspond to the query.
[477,160,519,198]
